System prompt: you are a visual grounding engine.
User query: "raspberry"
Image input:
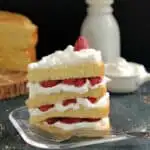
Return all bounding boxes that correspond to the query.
[39,104,54,112]
[40,80,60,88]
[89,77,102,86]
[74,79,86,87]
[74,36,89,51]
[63,99,77,106]
[88,97,97,103]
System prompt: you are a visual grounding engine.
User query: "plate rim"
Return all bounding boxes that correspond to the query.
[9,106,132,149]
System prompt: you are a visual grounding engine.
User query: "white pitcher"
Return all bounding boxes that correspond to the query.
[81,0,121,63]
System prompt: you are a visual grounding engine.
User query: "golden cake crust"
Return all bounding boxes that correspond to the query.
[27,62,104,82]
[0,11,35,27]
[26,84,107,108]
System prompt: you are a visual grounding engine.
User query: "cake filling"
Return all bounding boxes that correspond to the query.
[44,117,109,131]
[29,93,109,115]
[46,117,101,124]
[28,77,110,97]
[39,77,102,88]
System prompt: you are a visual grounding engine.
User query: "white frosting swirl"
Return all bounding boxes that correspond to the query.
[29,92,109,116]
[28,45,102,70]
[44,117,109,131]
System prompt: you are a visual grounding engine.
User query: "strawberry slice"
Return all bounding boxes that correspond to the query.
[74,79,86,87]
[39,104,54,112]
[83,118,101,122]
[63,99,77,106]
[88,97,97,103]
[60,118,81,124]
[74,36,89,51]
[40,80,60,88]
[46,118,58,124]
[89,77,102,86]
[62,79,76,85]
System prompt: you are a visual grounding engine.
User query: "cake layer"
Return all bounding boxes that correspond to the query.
[32,117,110,139]
[29,93,109,115]
[26,84,107,108]
[29,96,110,123]
[28,62,104,82]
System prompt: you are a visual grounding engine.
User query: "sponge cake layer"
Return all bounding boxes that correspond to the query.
[28,62,104,82]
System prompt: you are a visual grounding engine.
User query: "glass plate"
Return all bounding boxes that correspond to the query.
[9,100,146,149]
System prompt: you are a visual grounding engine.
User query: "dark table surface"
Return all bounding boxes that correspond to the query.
[1,82,150,150]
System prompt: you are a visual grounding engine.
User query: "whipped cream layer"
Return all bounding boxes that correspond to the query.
[105,57,138,77]
[29,92,109,116]
[44,117,109,131]
[28,77,110,98]
[28,45,102,70]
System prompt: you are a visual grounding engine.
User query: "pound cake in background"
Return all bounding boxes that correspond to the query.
[26,36,111,139]
[0,11,38,71]
[0,11,38,100]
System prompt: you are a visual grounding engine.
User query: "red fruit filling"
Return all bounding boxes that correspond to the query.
[61,118,82,124]
[39,104,54,112]
[63,99,77,106]
[40,80,60,88]
[47,118,58,124]
[62,79,76,85]
[74,36,89,51]
[46,118,101,125]
[40,77,102,88]
[89,77,102,86]
[38,97,97,112]
[74,78,86,87]
[88,97,97,103]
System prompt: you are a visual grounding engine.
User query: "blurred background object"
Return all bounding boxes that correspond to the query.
[0,0,150,68]
[81,0,120,63]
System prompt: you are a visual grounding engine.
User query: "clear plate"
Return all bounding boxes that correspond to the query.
[9,100,146,149]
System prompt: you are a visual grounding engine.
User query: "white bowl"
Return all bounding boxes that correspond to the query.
[107,75,140,93]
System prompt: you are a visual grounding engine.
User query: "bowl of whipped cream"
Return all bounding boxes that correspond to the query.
[105,57,150,93]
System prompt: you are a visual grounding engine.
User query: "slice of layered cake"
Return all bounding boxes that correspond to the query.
[26,36,110,139]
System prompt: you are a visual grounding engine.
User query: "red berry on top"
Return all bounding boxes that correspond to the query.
[74,36,89,51]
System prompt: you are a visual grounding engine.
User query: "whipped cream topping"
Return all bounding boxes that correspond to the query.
[28,45,102,70]
[44,117,109,131]
[29,92,109,116]
[105,57,138,77]
[28,77,110,98]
